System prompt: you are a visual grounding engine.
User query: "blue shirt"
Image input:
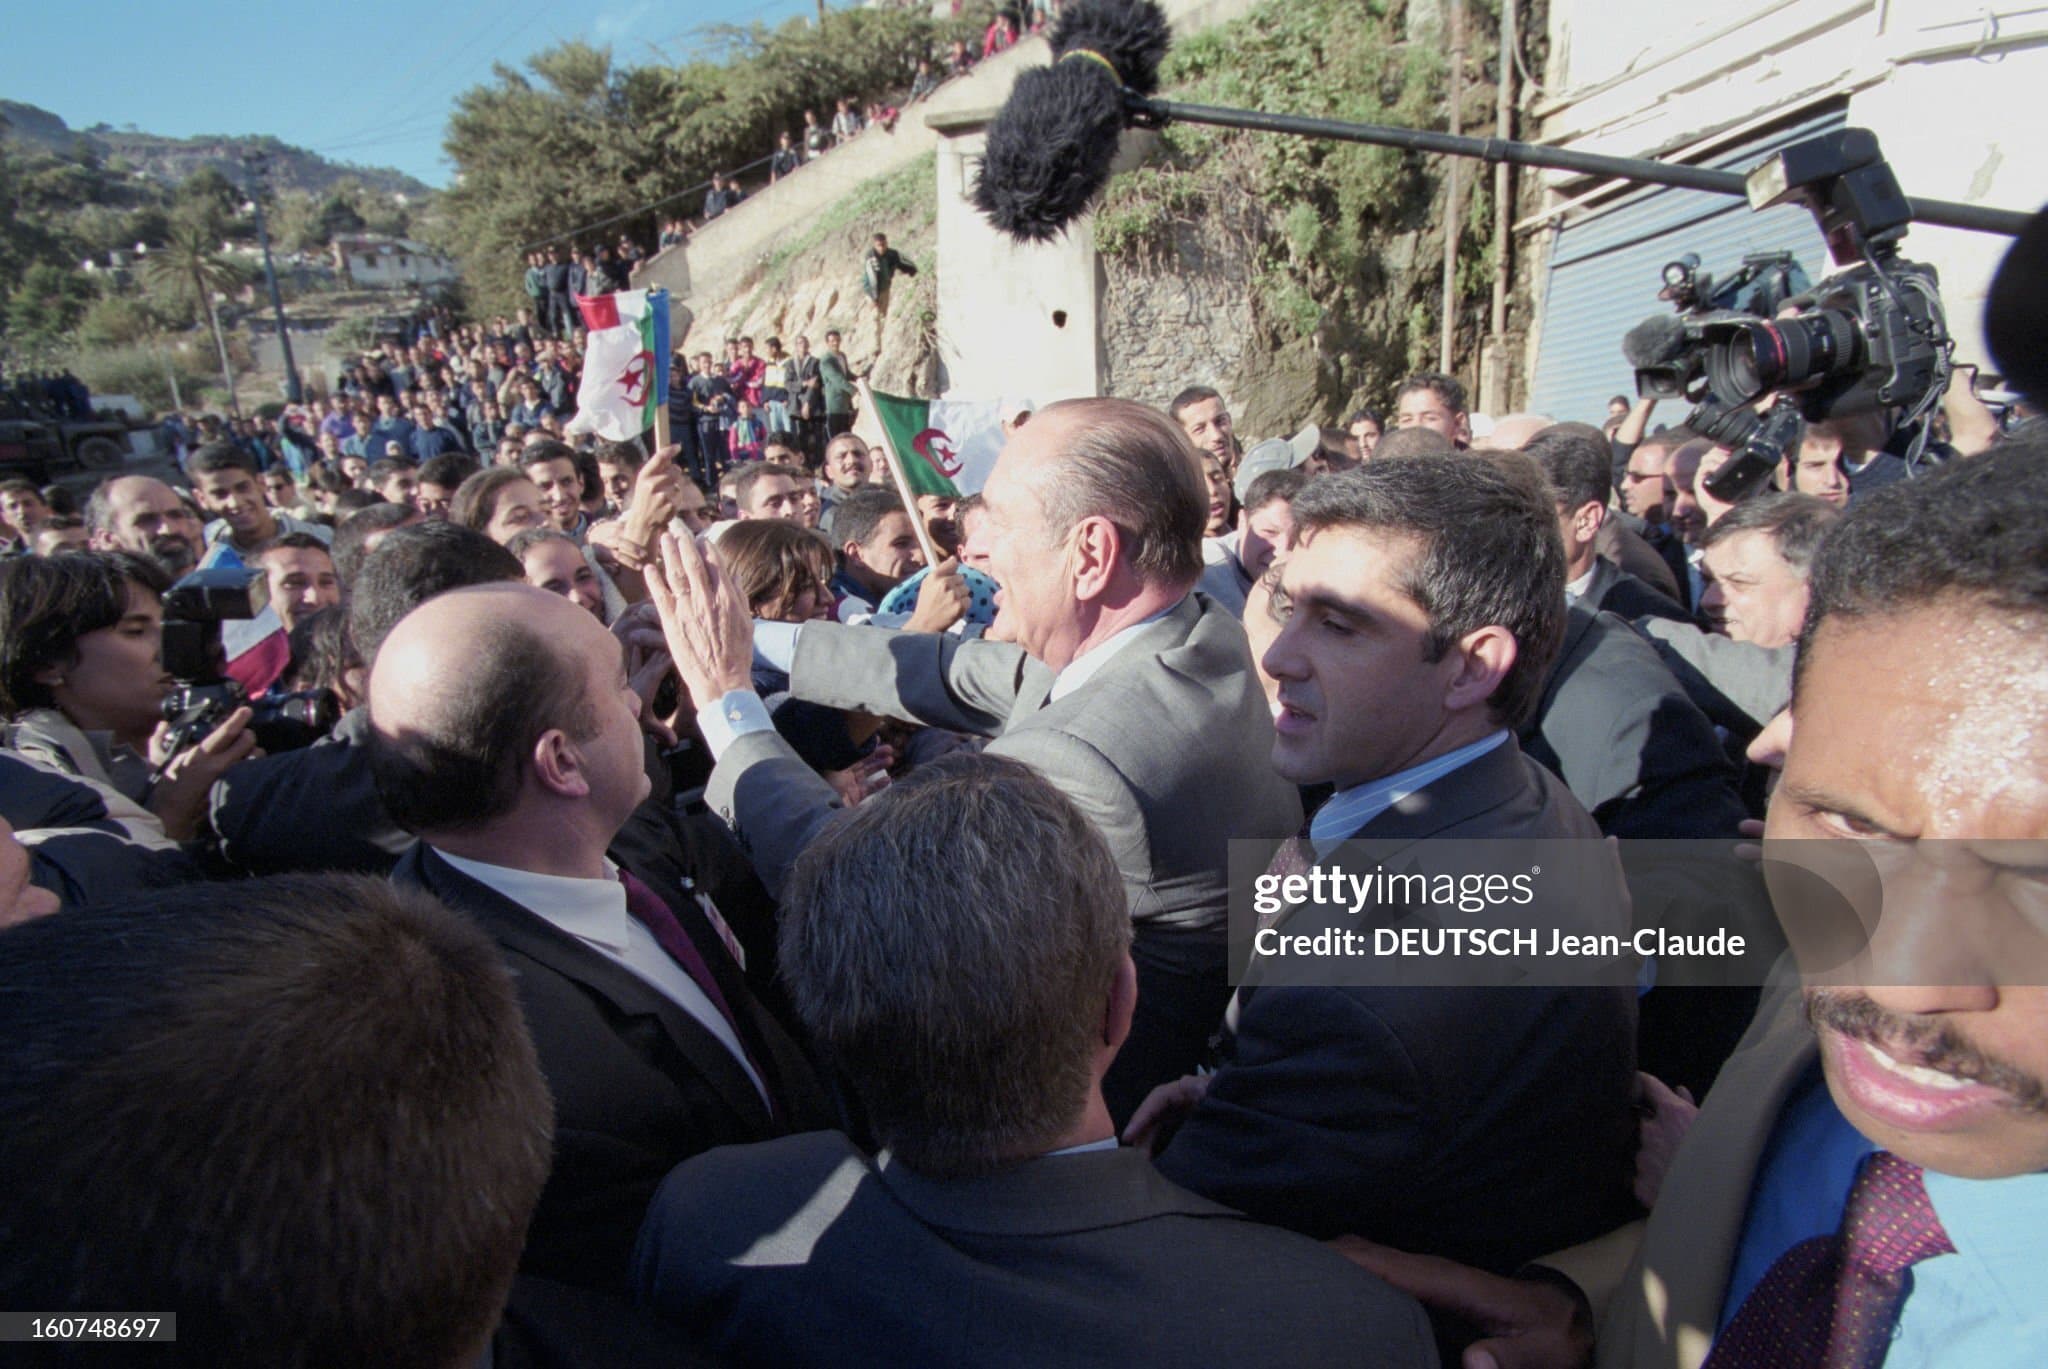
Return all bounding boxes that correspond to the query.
[1723,1064,2048,1367]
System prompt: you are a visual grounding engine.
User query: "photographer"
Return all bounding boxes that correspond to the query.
[0,553,257,840]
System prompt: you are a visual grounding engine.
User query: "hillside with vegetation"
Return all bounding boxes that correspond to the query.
[0,103,431,406]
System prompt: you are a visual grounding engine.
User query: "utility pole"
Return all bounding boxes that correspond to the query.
[243,151,303,405]
[1438,0,1466,376]
[1482,0,1518,413]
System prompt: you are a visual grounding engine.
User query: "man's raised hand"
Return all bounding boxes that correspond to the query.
[648,529,756,708]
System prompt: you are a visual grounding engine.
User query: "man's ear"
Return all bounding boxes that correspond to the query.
[1443,625,1518,715]
[1102,951,1138,1053]
[530,728,591,800]
[1572,500,1606,546]
[1069,516,1122,603]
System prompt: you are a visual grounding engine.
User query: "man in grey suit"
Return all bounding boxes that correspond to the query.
[649,397,1301,1120]
[633,754,1435,1369]
[1135,458,1639,1292]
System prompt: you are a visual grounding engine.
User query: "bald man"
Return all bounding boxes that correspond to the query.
[368,584,832,1294]
[86,475,205,576]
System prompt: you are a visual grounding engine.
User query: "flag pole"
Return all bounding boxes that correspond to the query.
[651,289,673,455]
[856,377,942,570]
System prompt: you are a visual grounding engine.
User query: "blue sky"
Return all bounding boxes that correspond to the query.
[3,0,821,188]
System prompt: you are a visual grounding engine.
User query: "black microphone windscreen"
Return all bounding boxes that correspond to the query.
[1986,202,2048,404]
[1622,313,1688,369]
[974,0,1174,243]
[1049,0,1172,97]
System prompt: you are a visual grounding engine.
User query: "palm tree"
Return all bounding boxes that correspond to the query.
[143,218,241,415]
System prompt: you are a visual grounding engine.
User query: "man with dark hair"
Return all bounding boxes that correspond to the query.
[1524,424,1689,624]
[733,461,808,522]
[366,392,418,461]
[1370,426,1457,461]
[818,330,856,438]
[522,440,588,539]
[1169,384,1241,472]
[1199,466,1308,616]
[508,526,607,622]
[417,451,480,520]
[595,441,644,515]
[368,456,421,509]
[828,486,926,620]
[1141,456,1639,1277]
[1613,428,1694,606]
[1697,492,1839,648]
[1372,433,2048,1369]
[650,395,1301,1120]
[636,754,1435,1368]
[0,478,51,554]
[1393,372,1471,448]
[255,531,342,633]
[85,475,206,577]
[329,500,424,589]
[370,583,832,1292]
[816,432,870,535]
[189,443,331,558]
[209,523,523,875]
[0,873,554,1368]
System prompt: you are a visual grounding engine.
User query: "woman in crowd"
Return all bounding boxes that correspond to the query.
[717,520,891,802]
[0,552,251,837]
[452,467,549,544]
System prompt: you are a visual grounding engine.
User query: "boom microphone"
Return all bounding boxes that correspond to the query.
[973,0,1171,243]
[1621,313,1687,369]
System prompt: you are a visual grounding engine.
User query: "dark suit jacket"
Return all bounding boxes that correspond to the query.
[634,1131,1437,1369]
[1578,555,1689,624]
[1524,605,1748,839]
[1597,518,1685,607]
[393,845,834,1293]
[1156,735,1640,1276]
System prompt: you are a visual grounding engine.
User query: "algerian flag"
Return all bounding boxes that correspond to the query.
[868,389,1013,497]
[566,288,670,441]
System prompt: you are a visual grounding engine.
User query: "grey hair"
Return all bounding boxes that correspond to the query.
[1031,397,1206,589]
[778,753,1131,1177]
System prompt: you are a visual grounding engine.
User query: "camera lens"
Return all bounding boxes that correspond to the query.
[1725,322,1785,399]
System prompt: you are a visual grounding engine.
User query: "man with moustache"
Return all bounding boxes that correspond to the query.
[1337,435,2048,1369]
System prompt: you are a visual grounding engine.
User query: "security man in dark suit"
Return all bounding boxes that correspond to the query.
[367,582,833,1294]
[635,753,1435,1369]
[1135,457,1638,1285]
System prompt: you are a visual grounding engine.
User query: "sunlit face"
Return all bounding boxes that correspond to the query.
[1349,418,1382,459]
[417,482,458,520]
[1238,498,1297,582]
[827,439,870,490]
[597,461,634,509]
[850,511,926,587]
[916,494,958,556]
[2,489,49,538]
[1394,388,1469,446]
[262,547,342,632]
[1200,459,1232,536]
[193,467,272,539]
[1619,442,1675,522]
[1770,608,2048,1180]
[522,537,606,622]
[43,581,171,742]
[484,478,547,545]
[525,458,582,530]
[1261,526,1465,790]
[1699,529,1807,648]
[1178,397,1235,465]
[92,479,201,574]
[1788,441,1851,509]
[377,470,420,509]
[742,474,805,523]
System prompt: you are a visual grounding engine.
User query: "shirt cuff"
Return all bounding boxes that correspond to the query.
[695,689,774,760]
[752,620,800,674]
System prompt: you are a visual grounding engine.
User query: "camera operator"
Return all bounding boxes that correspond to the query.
[0,552,257,840]
[1779,412,1901,508]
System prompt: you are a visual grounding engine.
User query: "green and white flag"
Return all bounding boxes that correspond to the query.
[566,287,670,441]
[868,389,1010,497]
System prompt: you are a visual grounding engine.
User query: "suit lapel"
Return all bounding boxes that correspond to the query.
[1625,977,1815,1368]
[1349,733,1535,845]
[405,846,774,1133]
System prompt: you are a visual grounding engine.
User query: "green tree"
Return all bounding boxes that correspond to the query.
[4,261,95,357]
[144,218,242,415]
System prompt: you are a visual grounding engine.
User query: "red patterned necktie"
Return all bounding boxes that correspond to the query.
[618,867,778,1119]
[1705,1151,1954,1369]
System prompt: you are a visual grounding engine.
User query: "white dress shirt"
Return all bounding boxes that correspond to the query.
[1307,729,1510,859]
[434,849,768,1107]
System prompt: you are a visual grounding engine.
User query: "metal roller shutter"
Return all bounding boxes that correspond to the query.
[1528,107,1846,426]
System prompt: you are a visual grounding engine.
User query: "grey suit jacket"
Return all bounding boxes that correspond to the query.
[706,594,1303,929]
[635,1130,1438,1368]
[1594,975,1811,1368]
[1636,618,1795,734]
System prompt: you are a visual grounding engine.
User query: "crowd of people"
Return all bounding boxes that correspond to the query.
[2,204,2045,1369]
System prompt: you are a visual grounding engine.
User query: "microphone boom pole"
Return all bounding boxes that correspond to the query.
[1123,94,2033,239]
